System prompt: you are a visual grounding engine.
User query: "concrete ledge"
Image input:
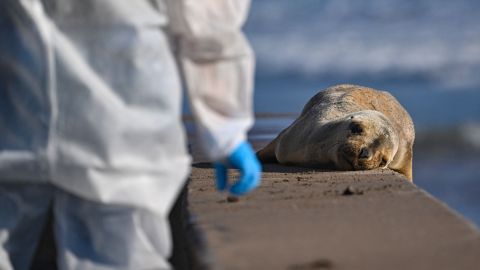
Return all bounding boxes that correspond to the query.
[189,164,480,270]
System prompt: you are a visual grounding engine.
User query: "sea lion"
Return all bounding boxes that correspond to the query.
[257,84,415,181]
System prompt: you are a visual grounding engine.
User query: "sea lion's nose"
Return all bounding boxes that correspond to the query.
[359,148,371,159]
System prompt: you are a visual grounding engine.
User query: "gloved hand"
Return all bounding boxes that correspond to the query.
[214,141,262,196]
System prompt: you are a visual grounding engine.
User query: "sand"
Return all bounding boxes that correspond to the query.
[188,163,480,270]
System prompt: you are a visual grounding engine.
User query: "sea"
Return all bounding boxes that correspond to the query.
[185,1,480,226]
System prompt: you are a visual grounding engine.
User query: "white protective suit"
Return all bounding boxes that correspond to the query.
[0,0,254,269]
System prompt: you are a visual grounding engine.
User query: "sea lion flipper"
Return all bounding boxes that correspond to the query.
[256,138,278,163]
[393,146,413,181]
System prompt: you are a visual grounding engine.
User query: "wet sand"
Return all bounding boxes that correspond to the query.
[188,162,480,270]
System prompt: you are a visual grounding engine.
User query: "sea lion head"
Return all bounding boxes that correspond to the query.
[332,110,399,171]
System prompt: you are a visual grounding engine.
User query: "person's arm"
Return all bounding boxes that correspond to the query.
[166,0,254,160]
[166,0,260,195]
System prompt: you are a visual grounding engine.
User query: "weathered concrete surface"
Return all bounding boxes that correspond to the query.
[189,164,480,270]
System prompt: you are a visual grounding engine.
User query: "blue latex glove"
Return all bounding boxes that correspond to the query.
[214,141,262,196]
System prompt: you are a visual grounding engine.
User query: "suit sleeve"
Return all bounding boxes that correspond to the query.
[165,0,255,161]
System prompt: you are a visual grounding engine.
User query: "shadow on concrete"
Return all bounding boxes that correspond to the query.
[193,162,335,174]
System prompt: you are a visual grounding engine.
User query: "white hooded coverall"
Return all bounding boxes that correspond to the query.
[0,0,254,269]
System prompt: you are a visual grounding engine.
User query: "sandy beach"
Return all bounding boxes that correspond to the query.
[188,160,480,270]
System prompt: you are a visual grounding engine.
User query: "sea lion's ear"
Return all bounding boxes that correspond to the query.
[349,122,363,134]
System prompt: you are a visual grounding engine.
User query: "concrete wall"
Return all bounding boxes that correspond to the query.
[189,164,480,270]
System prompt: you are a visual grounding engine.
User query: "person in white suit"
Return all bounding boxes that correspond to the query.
[0,0,261,269]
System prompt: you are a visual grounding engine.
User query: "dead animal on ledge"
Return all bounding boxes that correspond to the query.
[256,84,415,181]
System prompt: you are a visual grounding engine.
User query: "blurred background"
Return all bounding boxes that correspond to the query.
[244,0,480,226]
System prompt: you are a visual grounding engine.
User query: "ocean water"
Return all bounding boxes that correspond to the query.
[243,1,480,226]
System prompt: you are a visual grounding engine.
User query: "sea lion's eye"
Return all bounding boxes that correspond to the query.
[349,122,363,134]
